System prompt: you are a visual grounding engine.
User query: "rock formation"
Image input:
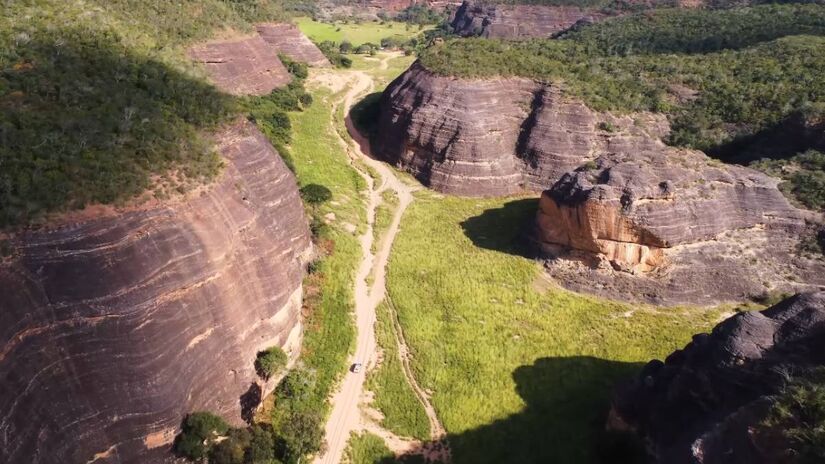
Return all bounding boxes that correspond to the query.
[608,291,825,464]
[257,24,331,67]
[0,120,312,463]
[190,36,291,95]
[450,0,604,38]
[374,61,669,196]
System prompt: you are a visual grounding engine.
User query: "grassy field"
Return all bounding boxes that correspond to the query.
[384,191,727,463]
[296,17,431,47]
[344,432,395,464]
[366,301,431,440]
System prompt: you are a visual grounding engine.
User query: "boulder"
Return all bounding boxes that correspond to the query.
[190,36,291,95]
[609,291,825,464]
[0,120,312,463]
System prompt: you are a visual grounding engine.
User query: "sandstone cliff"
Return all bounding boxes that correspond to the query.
[190,36,291,95]
[257,24,332,67]
[0,120,312,463]
[450,0,604,38]
[609,291,825,463]
[374,61,669,196]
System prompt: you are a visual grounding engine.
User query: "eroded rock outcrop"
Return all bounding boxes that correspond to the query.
[609,291,825,463]
[257,24,331,67]
[374,61,669,196]
[450,0,604,38]
[190,36,291,95]
[0,120,312,463]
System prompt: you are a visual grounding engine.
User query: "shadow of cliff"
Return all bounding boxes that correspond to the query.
[373,356,648,464]
[1,27,233,228]
[459,198,540,259]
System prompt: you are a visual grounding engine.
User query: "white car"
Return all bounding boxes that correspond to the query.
[351,362,363,373]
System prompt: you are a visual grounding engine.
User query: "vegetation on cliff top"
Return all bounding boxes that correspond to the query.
[0,0,288,228]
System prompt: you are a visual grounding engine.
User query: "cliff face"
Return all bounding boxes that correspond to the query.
[257,24,331,67]
[0,120,312,463]
[190,36,292,95]
[609,291,825,464]
[450,0,604,38]
[374,61,669,196]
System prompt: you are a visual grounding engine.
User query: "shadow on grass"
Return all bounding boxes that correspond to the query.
[350,91,383,140]
[459,198,539,258]
[369,356,648,464]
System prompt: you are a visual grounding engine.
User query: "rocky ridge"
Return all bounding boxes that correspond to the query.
[257,24,332,67]
[190,36,292,95]
[0,120,312,463]
[450,0,604,38]
[609,291,825,463]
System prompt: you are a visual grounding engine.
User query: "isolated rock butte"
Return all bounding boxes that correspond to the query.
[450,0,604,38]
[257,24,332,67]
[609,291,825,463]
[0,120,312,463]
[536,150,799,272]
[374,61,669,196]
[190,36,291,95]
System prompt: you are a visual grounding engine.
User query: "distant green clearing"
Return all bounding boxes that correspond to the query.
[295,17,431,46]
[385,192,726,463]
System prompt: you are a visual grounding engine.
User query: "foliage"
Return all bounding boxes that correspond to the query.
[209,428,252,464]
[763,370,825,463]
[752,150,825,210]
[344,432,396,464]
[366,301,431,440]
[385,193,724,462]
[175,412,230,460]
[395,5,446,26]
[256,346,289,380]
[420,4,825,153]
[316,40,353,68]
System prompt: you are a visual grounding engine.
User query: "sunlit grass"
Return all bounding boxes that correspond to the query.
[295,17,431,47]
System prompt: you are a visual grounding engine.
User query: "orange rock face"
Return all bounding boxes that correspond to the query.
[189,36,291,95]
[0,120,311,463]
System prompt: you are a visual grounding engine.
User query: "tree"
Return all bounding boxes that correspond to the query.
[209,428,251,464]
[255,346,288,380]
[174,412,229,460]
[338,40,352,54]
[277,409,325,463]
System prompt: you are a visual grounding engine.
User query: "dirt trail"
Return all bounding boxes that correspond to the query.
[312,56,449,463]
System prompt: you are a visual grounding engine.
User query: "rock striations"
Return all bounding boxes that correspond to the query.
[0,120,312,463]
[374,61,669,196]
[450,0,604,38]
[609,291,825,463]
[257,24,332,67]
[190,36,291,95]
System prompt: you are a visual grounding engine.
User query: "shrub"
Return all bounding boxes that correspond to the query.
[255,346,288,380]
[174,412,230,460]
[300,184,333,205]
[209,428,251,464]
[762,370,825,462]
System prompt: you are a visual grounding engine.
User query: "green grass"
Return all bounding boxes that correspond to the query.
[366,301,431,441]
[344,432,395,464]
[281,85,365,414]
[295,17,431,47]
[385,192,726,463]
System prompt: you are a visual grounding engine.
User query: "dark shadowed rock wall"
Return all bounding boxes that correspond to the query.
[609,291,825,463]
[0,120,312,463]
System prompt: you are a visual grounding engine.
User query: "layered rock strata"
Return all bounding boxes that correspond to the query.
[450,0,604,38]
[609,291,825,463]
[374,61,669,196]
[190,36,291,95]
[0,120,312,463]
[257,24,331,67]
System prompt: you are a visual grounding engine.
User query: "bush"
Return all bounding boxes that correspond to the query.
[175,412,230,460]
[762,370,825,462]
[255,346,288,380]
[209,428,251,464]
[300,184,333,205]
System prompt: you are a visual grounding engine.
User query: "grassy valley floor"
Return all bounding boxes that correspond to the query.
[384,191,728,463]
[296,17,432,47]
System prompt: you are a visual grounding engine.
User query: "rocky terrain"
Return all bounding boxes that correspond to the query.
[609,291,825,463]
[374,61,669,196]
[257,24,332,67]
[190,36,291,95]
[450,0,604,38]
[0,120,312,463]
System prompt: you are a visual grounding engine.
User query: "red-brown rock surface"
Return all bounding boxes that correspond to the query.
[0,120,312,463]
[450,0,605,38]
[374,61,669,196]
[190,36,291,95]
[257,24,331,67]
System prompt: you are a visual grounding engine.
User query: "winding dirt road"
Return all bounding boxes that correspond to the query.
[311,59,448,463]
